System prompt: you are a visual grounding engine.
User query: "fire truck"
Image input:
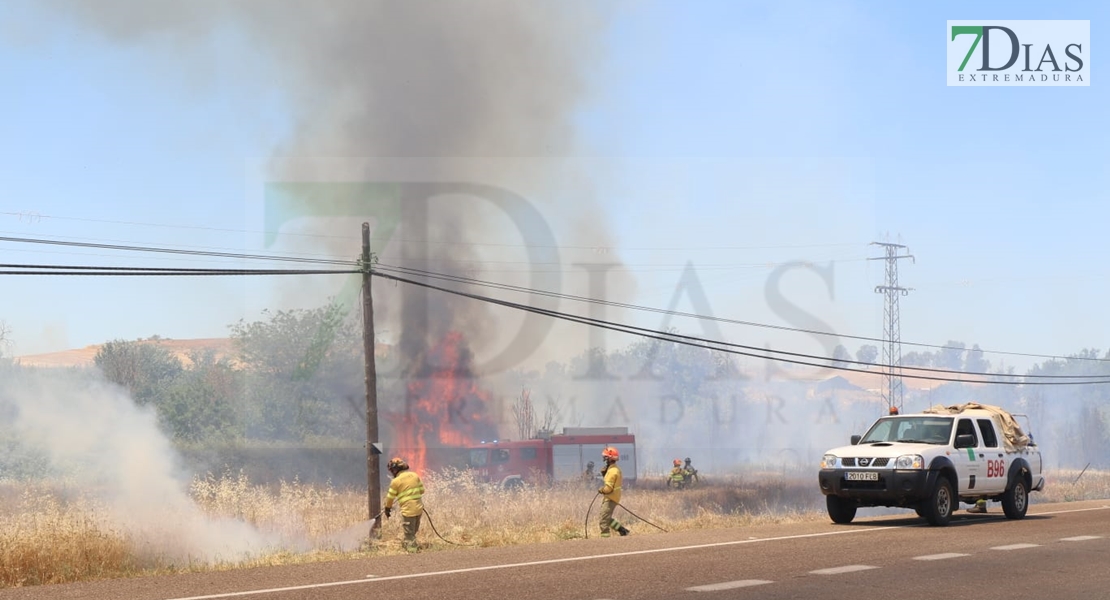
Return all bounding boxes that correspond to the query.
[464,426,637,489]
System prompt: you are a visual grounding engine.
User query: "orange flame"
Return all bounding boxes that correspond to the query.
[391,331,499,474]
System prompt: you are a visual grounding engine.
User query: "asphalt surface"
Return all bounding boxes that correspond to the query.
[3,499,1108,600]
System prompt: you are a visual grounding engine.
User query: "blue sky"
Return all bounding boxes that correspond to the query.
[1,0,1106,374]
[574,1,1108,372]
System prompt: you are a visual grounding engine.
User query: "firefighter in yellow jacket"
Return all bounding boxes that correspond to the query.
[669,458,687,489]
[598,446,630,537]
[384,457,425,552]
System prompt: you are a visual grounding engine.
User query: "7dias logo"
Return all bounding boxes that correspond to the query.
[947,20,1089,86]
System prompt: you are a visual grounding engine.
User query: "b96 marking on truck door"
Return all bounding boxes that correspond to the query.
[986,459,1006,478]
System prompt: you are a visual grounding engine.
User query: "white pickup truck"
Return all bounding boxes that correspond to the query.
[818,403,1044,526]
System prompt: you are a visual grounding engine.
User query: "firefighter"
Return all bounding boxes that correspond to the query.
[669,459,686,489]
[889,406,900,415]
[582,461,596,482]
[598,446,630,537]
[683,457,699,487]
[384,457,425,552]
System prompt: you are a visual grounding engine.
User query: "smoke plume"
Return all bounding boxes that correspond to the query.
[43,0,624,378]
[33,0,631,535]
[1,368,276,562]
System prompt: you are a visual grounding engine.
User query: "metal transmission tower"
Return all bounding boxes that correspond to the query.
[869,241,914,414]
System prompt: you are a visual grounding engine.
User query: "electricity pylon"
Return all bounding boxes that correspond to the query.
[869,241,914,414]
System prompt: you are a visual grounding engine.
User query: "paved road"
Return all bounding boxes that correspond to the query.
[3,500,1108,600]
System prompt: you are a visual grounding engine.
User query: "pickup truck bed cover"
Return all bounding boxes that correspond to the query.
[922,402,1031,451]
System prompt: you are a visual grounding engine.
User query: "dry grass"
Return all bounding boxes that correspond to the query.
[1035,468,1110,503]
[0,484,139,587]
[2,468,1108,588]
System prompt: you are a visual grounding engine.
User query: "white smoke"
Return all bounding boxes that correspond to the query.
[1,367,278,563]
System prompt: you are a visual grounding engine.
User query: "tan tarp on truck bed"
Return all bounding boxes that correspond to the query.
[922,402,1032,452]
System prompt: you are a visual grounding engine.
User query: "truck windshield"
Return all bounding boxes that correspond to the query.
[860,417,953,444]
[468,449,488,468]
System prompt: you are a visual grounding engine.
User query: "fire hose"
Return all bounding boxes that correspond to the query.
[584,492,600,539]
[421,507,479,547]
[584,492,669,539]
[377,507,477,547]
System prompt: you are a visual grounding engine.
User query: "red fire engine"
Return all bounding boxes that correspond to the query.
[464,427,637,489]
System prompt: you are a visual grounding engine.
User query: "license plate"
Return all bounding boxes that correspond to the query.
[845,471,879,481]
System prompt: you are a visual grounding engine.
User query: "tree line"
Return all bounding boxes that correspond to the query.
[2,310,1108,469]
[831,340,994,373]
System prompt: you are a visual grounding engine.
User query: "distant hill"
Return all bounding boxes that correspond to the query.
[15,337,392,369]
[827,366,945,392]
[15,338,236,369]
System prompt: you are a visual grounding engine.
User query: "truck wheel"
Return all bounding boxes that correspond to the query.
[826,495,857,524]
[923,478,954,526]
[1002,477,1028,520]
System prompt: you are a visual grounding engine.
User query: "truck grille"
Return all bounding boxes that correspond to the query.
[842,457,890,467]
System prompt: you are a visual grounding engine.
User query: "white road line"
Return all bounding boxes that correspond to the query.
[1060,536,1102,542]
[686,580,773,592]
[991,543,1040,551]
[913,553,970,561]
[1033,506,1110,516]
[810,565,877,575]
[162,504,1110,600]
[163,527,905,600]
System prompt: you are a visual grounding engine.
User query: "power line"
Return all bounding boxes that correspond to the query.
[374,263,1110,366]
[369,268,1110,386]
[0,264,359,276]
[4,234,1106,370]
[371,258,871,275]
[5,257,1103,378]
[1,231,868,275]
[0,229,358,265]
[0,235,358,267]
[3,255,1105,381]
[374,264,1109,380]
[2,211,345,241]
[375,257,870,269]
[1,210,864,252]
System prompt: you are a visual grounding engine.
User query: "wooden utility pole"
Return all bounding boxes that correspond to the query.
[362,222,382,538]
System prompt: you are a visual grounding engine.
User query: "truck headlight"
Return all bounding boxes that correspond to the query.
[821,454,838,469]
[895,454,924,469]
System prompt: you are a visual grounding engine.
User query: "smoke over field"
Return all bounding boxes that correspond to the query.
[0,367,277,563]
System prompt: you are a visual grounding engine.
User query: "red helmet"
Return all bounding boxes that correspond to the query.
[674,458,682,467]
[602,447,619,461]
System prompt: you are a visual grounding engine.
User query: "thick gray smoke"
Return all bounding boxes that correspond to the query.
[43,0,625,376]
[34,0,635,499]
[1,367,277,562]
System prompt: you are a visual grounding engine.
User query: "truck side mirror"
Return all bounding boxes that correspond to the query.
[850,435,861,446]
[955,434,975,449]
